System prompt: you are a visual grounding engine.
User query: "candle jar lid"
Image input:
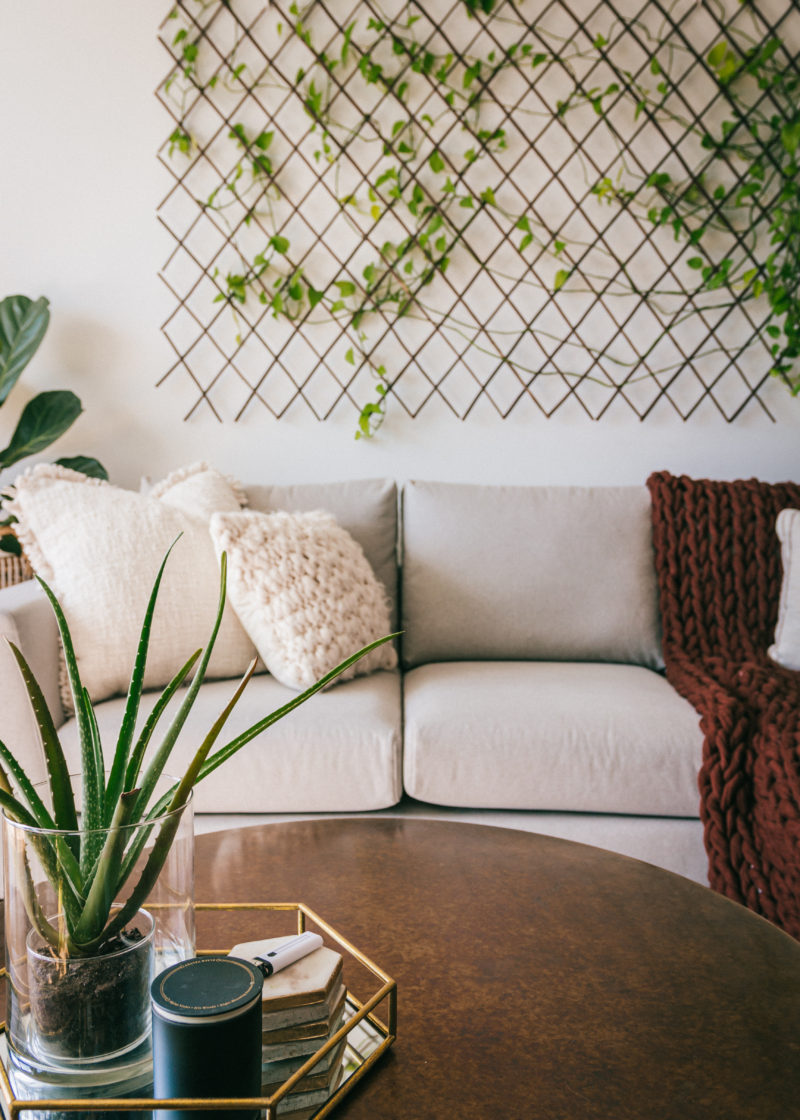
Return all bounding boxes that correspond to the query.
[151,955,263,1024]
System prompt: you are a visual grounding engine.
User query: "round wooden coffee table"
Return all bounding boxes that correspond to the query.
[194,818,800,1120]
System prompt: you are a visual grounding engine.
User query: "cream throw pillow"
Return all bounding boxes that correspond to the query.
[7,462,256,705]
[209,509,397,690]
[769,508,800,671]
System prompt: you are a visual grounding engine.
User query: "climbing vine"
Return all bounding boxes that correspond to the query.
[158,0,799,432]
[559,22,800,394]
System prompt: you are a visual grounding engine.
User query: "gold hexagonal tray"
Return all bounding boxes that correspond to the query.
[0,902,397,1119]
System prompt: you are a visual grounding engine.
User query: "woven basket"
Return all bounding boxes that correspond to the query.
[0,529,33,589]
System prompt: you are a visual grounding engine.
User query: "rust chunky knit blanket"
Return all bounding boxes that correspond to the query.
[647,471,800,939]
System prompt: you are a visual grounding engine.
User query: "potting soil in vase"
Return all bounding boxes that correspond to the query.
[24,910,155,1066]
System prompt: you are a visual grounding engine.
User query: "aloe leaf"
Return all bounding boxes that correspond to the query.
[79,689,106,875]
[113,783,180,895]
[0,740,86,901]
[0,787,46,831]
[70,789,138,949]
[6,640,78,834]
[0,737,58,829]
[0,789,84,930]
[113,656,251,899]
[199,633,399,782]
[124,649,202,795]
[12,839,61,952]
[33,576,97,837]
[106,539,182,825]
[84,689,104,805]
[133,553,229,820]
[112,657,215,896]
[83,803,183,951]
[168,659,257,814]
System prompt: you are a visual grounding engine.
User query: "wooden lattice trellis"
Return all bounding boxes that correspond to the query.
[156,0,800,430]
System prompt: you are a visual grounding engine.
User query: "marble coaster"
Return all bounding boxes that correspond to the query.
[262,986,347,1045]
[261,1009,346,1063]
[262,1036,347,1095]
[230,936,343,1012]
[262,978,346,1031]
[273,1064,345,1117]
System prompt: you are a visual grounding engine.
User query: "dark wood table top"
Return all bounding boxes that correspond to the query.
[194,817,800,1120]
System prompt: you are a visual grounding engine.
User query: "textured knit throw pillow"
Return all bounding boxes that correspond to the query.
[7,462,256,706]
[769,508,800,671]
[209,509,397,690]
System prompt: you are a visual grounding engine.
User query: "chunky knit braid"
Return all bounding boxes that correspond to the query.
[647,471,800,938]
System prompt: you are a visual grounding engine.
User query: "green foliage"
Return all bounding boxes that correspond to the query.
[0,296,50,406]
[160,0,798,426]
[0,296,107,477]
[640,35,800,389]
[559,25,800,395]
[0,546,395,956]
[161,3,567,436]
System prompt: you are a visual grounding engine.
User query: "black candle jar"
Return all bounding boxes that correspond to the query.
[151,955,262,1120]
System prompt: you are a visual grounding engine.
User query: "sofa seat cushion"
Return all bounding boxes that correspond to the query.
[403,662,703,816]
[57,670,402,814]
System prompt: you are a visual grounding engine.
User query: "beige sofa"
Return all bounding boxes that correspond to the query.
[0,479,707,886]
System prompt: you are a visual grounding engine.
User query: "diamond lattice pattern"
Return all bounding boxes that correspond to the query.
[156,0,799,428]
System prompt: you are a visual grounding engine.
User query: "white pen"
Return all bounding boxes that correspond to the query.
[255,932,323,977]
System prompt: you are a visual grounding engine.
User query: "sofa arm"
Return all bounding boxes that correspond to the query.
[0,579,64,785]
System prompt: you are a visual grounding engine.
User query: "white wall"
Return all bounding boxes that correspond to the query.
[2,0,799,492]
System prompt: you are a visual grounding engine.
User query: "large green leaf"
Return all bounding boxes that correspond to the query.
[0,295,50,406]
[55,455,108,480]
[0,533,21,556]
[0,390,82,469]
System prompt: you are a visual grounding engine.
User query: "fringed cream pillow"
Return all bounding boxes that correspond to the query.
[7,462,256,706]
[209,509,397,690]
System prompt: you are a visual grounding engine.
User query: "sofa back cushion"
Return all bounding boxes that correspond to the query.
[401,481,662,668]
[246,479,399,627]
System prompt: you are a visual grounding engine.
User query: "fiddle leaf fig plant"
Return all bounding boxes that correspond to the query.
[0,294,106,556]
[0,541,396,957]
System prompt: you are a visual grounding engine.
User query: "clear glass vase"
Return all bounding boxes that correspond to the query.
[2,778,194,1079]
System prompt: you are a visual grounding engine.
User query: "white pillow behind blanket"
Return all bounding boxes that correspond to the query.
[769,507,800,671]
[209,509,397,690]
[7,462,256,705]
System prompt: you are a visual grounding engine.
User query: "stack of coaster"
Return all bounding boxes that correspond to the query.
[229,936,347,1117]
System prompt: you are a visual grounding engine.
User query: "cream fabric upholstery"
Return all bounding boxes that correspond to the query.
[6,463,255,704]
[56,671,403,813]
[247,480,399,627]
[0,580,61,786]
[769,508,800,670]
[401,481,663,668]
[404,661,703,816]
[210,509,396,691]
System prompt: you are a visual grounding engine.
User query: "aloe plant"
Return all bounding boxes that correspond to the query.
[0,294,106,556]
[0,542,394,956]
